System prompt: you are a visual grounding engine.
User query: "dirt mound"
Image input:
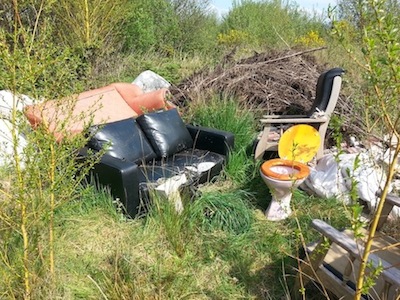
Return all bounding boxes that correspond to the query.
[170,48,363,139]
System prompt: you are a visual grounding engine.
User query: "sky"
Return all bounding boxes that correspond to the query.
[210,0,334,16]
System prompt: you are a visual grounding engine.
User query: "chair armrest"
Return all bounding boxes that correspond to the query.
[311,219,400,287]
[312,219,360,255]
[384,193,400,207]
[376,191,400,230]
[82,150,142,218]
[260,117,327,124]
[262,114,307,119]
[186,124,234,158]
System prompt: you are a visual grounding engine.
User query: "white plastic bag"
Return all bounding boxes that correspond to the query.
[304,154,350,203]
[132,70,171,93]
[303,152,395,215]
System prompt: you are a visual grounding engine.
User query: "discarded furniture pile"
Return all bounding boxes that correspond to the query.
[254,67,400,298]
[255,68,345,221]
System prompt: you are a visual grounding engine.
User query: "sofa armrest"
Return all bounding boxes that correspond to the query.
[83,151,142,218]
[186,124,234,158]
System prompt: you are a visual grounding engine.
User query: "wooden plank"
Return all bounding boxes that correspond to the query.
[385,193,400,207]
[377,192,400,208]
[262,114,307,119]
[376,192,400,230]
[254,126,272,160]
[316,265,356,300]
[260,117,327,124]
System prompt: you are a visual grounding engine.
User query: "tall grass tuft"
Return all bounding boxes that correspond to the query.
[190,190,254,235]
[187,93,258,185]
[188,94,256,150]
[145,191,197,257]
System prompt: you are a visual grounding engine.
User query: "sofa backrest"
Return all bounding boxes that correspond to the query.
[88,109,194,162]
[136,108,193,157]
[109,82,143,101]
[88,118,157,164]
[24,86,138,141]
[110,82,176,114]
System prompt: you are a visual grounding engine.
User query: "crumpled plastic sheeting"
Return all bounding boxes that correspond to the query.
[303,154,350,202]
[303,152,400,217]
[132,70,171,93]
[0,90,34,166]
[155,174,188,213]
[0,90,34,117]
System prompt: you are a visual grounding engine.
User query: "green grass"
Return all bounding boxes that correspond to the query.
[187,94,259,186]
[190,190,255,235]
[47,182,350,299]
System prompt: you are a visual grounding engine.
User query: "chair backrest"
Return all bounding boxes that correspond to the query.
[307,67,345,117]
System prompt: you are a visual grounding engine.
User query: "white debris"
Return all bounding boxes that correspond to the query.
[0,90,35,166]
[132,70,171,93]
[155,174,188,213]
[303,146,400,217]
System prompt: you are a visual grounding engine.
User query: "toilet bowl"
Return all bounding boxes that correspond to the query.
[260,124,320,221]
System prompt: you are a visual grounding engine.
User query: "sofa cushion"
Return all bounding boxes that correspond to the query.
[109,83,144,101]
[87,118,157,164]
[137,165,181,185]
[154,148,225,184]
[136,108,193,158]
[124,88,171,115]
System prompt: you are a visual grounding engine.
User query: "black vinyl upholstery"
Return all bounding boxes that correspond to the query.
[87,118,157,164]
[136,108,194,157]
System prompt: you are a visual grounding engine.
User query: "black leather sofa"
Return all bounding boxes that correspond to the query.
[83,108,234,217]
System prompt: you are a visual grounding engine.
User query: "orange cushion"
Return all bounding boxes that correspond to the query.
[109,82,143,100]
[24,87,138,141]
[124,88,174,115]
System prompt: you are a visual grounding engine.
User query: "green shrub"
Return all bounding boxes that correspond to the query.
[0,8,106,297]
[122,0,180,53]
[220,0,326,49]
[122,0,220,56]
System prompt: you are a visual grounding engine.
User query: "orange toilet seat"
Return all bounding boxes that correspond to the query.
[261,158,310,181]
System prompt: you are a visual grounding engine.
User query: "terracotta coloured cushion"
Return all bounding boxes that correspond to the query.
[124,88,176,115]
[24,86,138,141]
[109,82,144,101]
